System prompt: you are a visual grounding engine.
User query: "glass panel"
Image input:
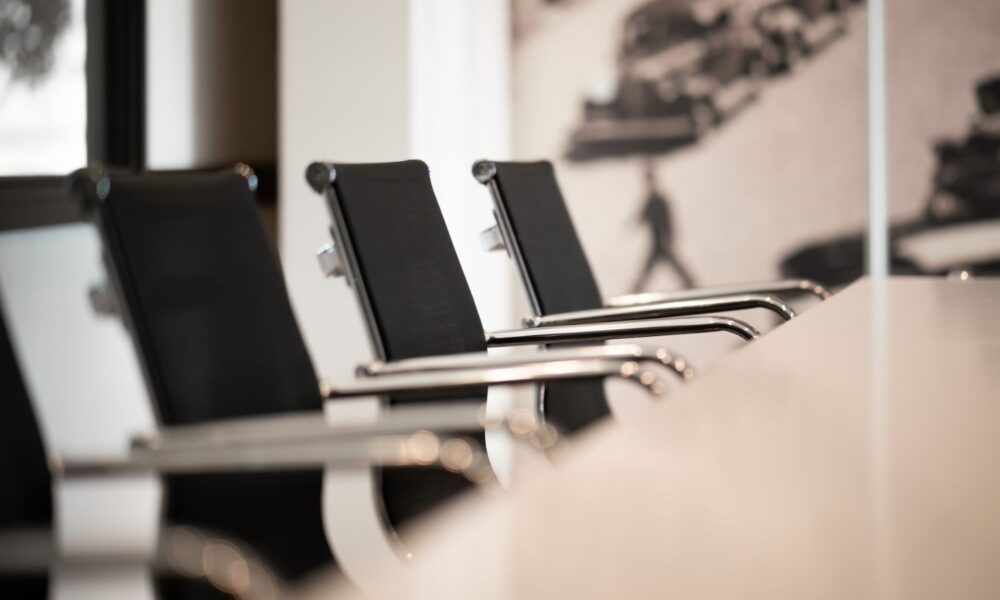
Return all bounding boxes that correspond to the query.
[0,0,86,175]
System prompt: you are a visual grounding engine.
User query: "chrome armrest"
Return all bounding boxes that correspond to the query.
[0,525,286,595]
[131,404,492,448]
[485,316,759,345]
[358,343,694,382]
[323,357,673,399]
[0,525,286,599]
[528,294,796,327]
[607,279,832,306]
[54,408,496,482]
[56,434,485,478]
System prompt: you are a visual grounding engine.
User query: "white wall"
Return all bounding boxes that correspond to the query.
[145,0,196,169]
[409,0,514,332]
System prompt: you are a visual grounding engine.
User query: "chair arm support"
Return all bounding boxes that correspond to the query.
[357,344,694,382]
[607,279,832,306]
[528,294,796,326]
[323,358,671,399]
[54,434,484,477]
[485,316,760,345]
[53,407,495,480]
[130,405,491,449]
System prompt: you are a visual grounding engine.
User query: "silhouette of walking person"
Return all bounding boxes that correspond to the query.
[631,161,696,292]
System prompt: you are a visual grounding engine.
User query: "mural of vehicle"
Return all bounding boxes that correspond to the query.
[781,74,1000,286]
[750,0,853,73]
[926,75,1000,223]
[568,0,768,155]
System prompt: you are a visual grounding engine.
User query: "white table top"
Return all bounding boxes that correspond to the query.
[376,277,1000,599]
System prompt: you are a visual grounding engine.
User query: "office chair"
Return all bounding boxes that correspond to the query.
[78,166,339,598]
[306,160,758,435]
[68,165,675,597]
[471,160,832,331]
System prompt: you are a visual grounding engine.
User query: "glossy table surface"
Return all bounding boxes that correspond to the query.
[379,277,1000,599]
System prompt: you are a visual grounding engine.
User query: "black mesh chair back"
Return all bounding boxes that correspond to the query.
[85,169,332,591]
[322,160,488,362]
[486,160,604,315]
[96,171,321,425]
[313,160,484,518]
[0,309,51,598]
[312,160,608,435]
[476,160,612,432]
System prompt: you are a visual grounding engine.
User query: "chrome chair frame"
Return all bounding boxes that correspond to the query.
[470,159,831,331]
[607,279,832,305]
[483,316,759,344]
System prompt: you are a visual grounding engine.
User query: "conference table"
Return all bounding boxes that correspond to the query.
[352,276,1000,599]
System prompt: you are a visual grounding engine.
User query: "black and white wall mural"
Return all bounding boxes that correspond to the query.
[512,0,998,293]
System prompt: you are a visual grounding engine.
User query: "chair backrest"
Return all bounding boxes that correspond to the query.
[311,160,609,435]
[310,160,485,522]
[80,168,331,583]
[315,160,488,363]
[473,160,611,432]
[477,160,604,315]
[0,309,51,531]
[0,308,50,598]
[90,170,322,425]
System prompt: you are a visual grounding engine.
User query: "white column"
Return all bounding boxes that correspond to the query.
[866,0,889,278]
